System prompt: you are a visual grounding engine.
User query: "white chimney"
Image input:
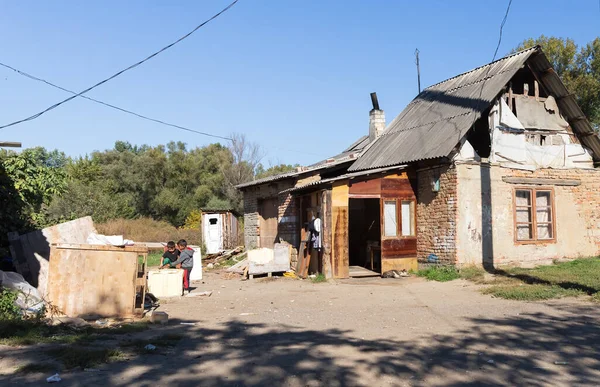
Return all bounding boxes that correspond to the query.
[369,92,385,142]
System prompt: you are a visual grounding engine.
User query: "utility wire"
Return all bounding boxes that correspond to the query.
[473,0,513,117]
[0,0,239,131]
[0,62,232,141]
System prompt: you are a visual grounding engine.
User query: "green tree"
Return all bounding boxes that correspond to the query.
[514,36,600,129]
[255,163,299,179]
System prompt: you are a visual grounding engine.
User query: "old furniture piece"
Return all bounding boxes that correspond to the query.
[47,243,148,318]
[147,269,184,298]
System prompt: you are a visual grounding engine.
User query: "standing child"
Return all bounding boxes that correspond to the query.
[169,239,194,295]
[160,241,180,269]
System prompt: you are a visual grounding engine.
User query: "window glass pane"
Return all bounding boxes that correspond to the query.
[537,224,553,239]
[536,208,551,223]
[536,191,551,207]
[401,200,414,236]
[517,225,533,240]
[516,208,532,223]
[383,201,397,237]
[516,190,531,206]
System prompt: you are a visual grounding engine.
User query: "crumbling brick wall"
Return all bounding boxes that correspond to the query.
[241,179,298,259]
[416,164,458,264]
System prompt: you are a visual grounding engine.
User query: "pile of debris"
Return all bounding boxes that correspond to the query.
[204,246,245,269]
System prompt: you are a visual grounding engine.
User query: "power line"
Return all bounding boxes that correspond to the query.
[474,0,513,114]
[0,62,232,141]
[0,0,239,131]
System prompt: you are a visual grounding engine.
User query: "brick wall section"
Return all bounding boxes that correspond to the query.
[241,179,299,265]
[278,191,299,267]
[416,165,458,264]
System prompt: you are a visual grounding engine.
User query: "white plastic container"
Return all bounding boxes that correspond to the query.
[190,246,203,281]
[147,269,183,298]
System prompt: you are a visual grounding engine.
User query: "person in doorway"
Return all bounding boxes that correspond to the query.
[159,241,180,269]
[169,239,194,295]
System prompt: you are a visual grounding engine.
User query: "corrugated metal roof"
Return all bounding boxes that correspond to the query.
[236,135,370,189]
[349,47,539,171]
[526,51,600,160]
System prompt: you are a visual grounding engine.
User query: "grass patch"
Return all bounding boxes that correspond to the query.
[464,257,600,302]
[310,273,327,283]
[15,362,57,374]
[459,266,486,282]
[46,347,125,369]
[145,251,163,267]
[0,320,148,347]
[417,266,460,282]
[483,284,582,301]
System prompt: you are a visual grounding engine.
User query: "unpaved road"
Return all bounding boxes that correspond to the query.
[2,271,600,386]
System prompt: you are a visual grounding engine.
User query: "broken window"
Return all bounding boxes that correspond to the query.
[383,201,397,237]
[401,200,415,236]
[514,188,554,242]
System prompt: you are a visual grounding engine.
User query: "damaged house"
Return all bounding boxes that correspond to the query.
[237,46,600,279]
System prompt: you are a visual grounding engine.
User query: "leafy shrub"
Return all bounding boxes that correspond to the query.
[0,289,21,320]
[417,266,460,282]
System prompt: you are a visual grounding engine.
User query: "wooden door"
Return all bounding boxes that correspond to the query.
[259,198,278,248]
[380,195,418,272]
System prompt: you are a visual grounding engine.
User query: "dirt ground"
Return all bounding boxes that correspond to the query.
[2,270,600,386]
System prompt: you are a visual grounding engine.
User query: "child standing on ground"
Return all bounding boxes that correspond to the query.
[160,241,180,269]
[169,239,194,295]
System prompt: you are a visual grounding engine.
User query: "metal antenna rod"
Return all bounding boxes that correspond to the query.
[415,48,421,94]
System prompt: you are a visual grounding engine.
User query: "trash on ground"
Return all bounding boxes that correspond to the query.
[487,359,495,364]
[0,269,45,314]
[239,312,256,316]
[186,291,212,297]
[84,368,100,372]
[180,322,196,326]
[554,361,569,365]
[148,311,169,325]
[144,344,156,351]
[46,373,61,383]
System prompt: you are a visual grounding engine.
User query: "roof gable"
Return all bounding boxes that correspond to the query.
[349,47,538,171]
[349,47,600,172]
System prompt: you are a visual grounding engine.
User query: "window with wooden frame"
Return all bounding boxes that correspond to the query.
[382,199,416,238]
[514,188,555,243]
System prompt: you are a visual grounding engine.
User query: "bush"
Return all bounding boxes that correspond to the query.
[96,217,200,245]
[0,289,21,320]
[416,266,460,282]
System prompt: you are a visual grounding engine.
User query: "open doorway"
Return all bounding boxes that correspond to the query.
[349,198,381,276]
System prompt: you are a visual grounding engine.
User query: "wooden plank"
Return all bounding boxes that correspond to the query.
[381,238,417,258]
[380,179,415,198]
[321,190,333,279]
[258,198,278,248]
[348,178,381,196]
[501,177,581,186]
[332,181,349,279]
[348,266,379,278]
[332,206,349,278]
[381,257,418,273]
[47,246,140,318]
[52,243,150,253]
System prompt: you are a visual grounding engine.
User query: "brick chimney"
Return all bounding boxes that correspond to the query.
[369,92,385,142]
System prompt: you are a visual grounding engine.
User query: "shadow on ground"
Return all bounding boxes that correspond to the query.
[3,306,596,386]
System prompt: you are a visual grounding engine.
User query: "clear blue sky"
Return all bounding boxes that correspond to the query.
[0,0,598,167]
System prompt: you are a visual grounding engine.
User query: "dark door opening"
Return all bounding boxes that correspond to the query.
[349,198,381,272]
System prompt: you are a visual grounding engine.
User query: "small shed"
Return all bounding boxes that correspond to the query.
[202,209,240,254]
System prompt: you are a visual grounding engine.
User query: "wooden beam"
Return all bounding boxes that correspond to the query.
[502,177,581,186]
[534,80,539,101]
[0,141,21,148]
